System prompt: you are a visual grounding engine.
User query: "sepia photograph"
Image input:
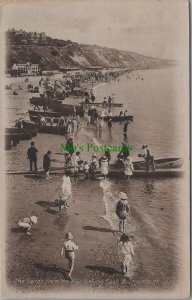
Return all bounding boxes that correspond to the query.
[0,0,190,298]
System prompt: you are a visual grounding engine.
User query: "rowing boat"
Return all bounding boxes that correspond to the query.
[112,157,183,170]
[81,102,123,107]
[23,120,68,135]
[6,157,183,177]
[5,168,183,178]
[51,102,85,116]
[28,110,75,119]
[30,97,61,108]
[103,115,133,122]
[29,100,85,117]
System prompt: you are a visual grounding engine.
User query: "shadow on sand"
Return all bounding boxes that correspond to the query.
[36,201,58,215]
[85,265,120,275]
[11,227,27,233]
[83,225,115,233]
[33,263,69,279]
[36,201,56,208]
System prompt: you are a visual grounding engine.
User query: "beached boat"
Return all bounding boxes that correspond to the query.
[28,107,83,120]
[37,125,68,135]
[51,102,85,116]
[81,101,123,107]
[22,120,68,135]
[6,126,37,137]
[30,97,61,108]
[112,157,183,170]
[30,98,85,116]
[5,168,183,178]
[133,157,183,170]
[103,115,133,122]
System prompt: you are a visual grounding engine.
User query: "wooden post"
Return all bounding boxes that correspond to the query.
[5,134,12,150]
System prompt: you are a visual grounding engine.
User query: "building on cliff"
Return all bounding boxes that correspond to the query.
[6,62,41,77]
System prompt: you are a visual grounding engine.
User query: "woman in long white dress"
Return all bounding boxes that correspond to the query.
[124,156,134,179]
[118,233,134,277]
[100,156,108,179]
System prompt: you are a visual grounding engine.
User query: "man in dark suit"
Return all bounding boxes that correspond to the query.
[43,150,52,179]
[27,141,38,172]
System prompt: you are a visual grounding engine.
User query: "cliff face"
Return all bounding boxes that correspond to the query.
[6,30,176,70]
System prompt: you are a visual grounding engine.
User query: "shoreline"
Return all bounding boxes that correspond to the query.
[5,67,181,295]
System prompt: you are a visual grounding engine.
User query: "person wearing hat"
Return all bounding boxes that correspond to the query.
[89,154,99,179]
[107,118,112,131]
[116,192,130,233]
[43,150,52,179]
[118,233,134,276]
[27,141,38,172]
[61,232,78,280]
[84,161,90,179]
[124,157,134,179]
[66,137,74,155]
[73,151,83,175]
[117,143,130,163]
[55,193,70,216]
[98,118,104,134]
[141,144,155,172]
[100,156,109,179]
[62,172,72,199]
[123,121,131,137]
[18,216,38,235]
[103,97,107,107]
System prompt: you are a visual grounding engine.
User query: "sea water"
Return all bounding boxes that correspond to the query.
[6,67,186,281]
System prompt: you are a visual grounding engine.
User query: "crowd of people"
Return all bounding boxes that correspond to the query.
[26,139,155,181]
[16,69,157,281]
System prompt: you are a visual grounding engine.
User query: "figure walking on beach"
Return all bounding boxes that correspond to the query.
[100,156,109,179]
[141,144,155,172]
[123,121,130,137]
[116,192,130,232]
[124,157,134,179]
[118,233,134,277]
[62,172,72,199]
[43,150,52,179]
[61,232,78,281]
[27,141,38,172]
[108,118,112,131]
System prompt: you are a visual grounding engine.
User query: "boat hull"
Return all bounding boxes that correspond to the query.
[81,102,123,107]
[103,115,133,122]
[23,120,68,135]
[132,157,183,170]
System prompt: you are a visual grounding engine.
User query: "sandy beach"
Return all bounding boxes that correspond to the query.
[4,68,186,296]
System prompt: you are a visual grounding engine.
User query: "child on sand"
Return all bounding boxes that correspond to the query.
[18,216,38,235]
[116,192,130,232]
[61,232,78,281]
[124,156,134,179]
[118,233,134,277]
[55,194,70,215]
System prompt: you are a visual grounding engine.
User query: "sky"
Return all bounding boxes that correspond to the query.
[1,0,189,60]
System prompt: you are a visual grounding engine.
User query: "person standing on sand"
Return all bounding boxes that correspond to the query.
[61,232,78,281]
[62,171,72,198]
[100,156,109,179]
[27,141,38,172]
[141,144,155,172]
[108,118,112,131]
[123,121,130,137]
[124,157,134,179]
[116,192,130,232]
[118,233,134,276]
[43,150,52,179]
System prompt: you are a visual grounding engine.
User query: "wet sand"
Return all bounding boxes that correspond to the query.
[4,71,184,297]
[6,173,176,296]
